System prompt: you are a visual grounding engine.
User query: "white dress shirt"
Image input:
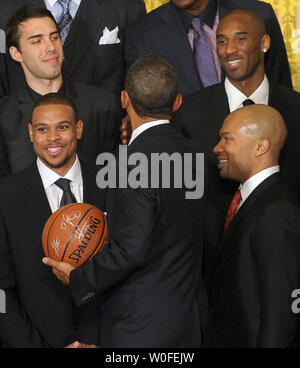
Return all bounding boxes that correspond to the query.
[37,155,83,213]
[44,0,81,20]
[128,119,170,145]
[225,75,269,113]
[237,165,280,211]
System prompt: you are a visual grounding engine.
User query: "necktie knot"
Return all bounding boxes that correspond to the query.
[224,190,242,231]
[58,0,70,11]
[191,17,203,34]
[55,178,77,207]
[243,99,255,106]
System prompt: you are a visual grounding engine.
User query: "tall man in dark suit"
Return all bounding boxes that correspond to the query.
[125,0,292,97]
[172,9,300,290]
[0,92,107,347]
[0,0,146,97]
[43,55,211,348]
[211,104,300,347]
[0,5,122,177]
[173,9,300,215]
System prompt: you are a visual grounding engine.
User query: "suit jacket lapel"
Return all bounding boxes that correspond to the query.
[22,163,52,225]
[160,3,202,93]
[63,0,108,78]
[80,159,107,211]
[221,173,280,247]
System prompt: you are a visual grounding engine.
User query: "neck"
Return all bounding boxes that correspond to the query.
[130,114,170,132]
[26,75,63,95]
[228,70,265,97]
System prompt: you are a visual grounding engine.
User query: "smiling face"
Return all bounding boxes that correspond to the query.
[28,104,83,176]
[216,11,269,88]
[213,111,258,183]
[9,16,63,84]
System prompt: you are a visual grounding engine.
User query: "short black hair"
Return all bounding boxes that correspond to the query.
[125,55,179,118]
[5,5,59,50]
[32,93,79,122]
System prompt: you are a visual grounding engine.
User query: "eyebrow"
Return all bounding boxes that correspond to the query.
[32,120,73,127]
[27,30,59,41]
[216,31,248,38]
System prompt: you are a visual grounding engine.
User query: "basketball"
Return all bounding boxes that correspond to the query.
[42,203,108,268]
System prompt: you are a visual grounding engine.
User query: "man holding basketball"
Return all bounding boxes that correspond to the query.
[0,93,106,347]
[44,55,211,348]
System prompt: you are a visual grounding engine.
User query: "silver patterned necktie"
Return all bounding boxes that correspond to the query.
[191,17,219,88]
[57,0,73,44]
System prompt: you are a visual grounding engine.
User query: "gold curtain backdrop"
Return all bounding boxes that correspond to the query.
[143,0,300,92]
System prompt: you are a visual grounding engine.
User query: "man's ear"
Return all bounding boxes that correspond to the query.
[28,123,33,143]
[76,120,83,140]
[121,90,130,110]
[9,46,23,63]
[172,94,182,113]
[255,138,270,156]
[261,34,270,54]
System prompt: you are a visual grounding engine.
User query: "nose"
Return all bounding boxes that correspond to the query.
[225,40,238,55]
[213,139,223,155]
[45,37,56,53]
[47,129,61,142]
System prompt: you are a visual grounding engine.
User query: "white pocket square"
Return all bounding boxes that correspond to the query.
[99,26,121,45]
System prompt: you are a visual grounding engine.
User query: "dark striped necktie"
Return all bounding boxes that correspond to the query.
[57,0,73,44]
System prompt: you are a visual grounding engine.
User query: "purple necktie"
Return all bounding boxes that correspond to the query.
[191,17,219,88]
[57,0,73,44]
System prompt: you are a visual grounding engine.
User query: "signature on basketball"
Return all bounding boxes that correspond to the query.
[51,236,60,257]
[74,219,91,241]
[61,211,81,230]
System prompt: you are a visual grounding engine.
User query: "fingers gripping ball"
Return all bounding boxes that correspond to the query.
[42,203,108,267]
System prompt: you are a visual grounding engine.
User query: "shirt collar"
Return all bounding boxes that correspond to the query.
[240,166,280,204]
[46,0,81,6]
[225,75,269,112]
[129,119,170,145]
[37,154,83,189]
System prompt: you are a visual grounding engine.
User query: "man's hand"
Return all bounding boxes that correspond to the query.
[42,257,75,285]
[65,341,99,348]
[120,114,132,145]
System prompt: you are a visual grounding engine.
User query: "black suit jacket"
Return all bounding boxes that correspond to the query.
[125,0,292,96]
[0,80,122,176]
[0,160,107,347]
[69,124,211,348]
[210,173,300,347]
[0,0,146,97]
[173,80,300,203]
[172,80,300,291]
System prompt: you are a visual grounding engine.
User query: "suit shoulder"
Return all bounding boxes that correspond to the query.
[270,82,300,100]
[257,180,300,211]
[72,82,117,104]
[106,0,146,18]
[127,2,171,32]
[229,0,273,17]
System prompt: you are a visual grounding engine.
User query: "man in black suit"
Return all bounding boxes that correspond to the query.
[43,55,211,348]
[0,92,107,347]
[0,0,146,97]
[0,5,122,177]
[173,9,300,213]
[211,104,300,347]
[125,0,292,97]
[172,9,300,291]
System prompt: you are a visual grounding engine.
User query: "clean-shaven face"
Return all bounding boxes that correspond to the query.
[29,104,83,176]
